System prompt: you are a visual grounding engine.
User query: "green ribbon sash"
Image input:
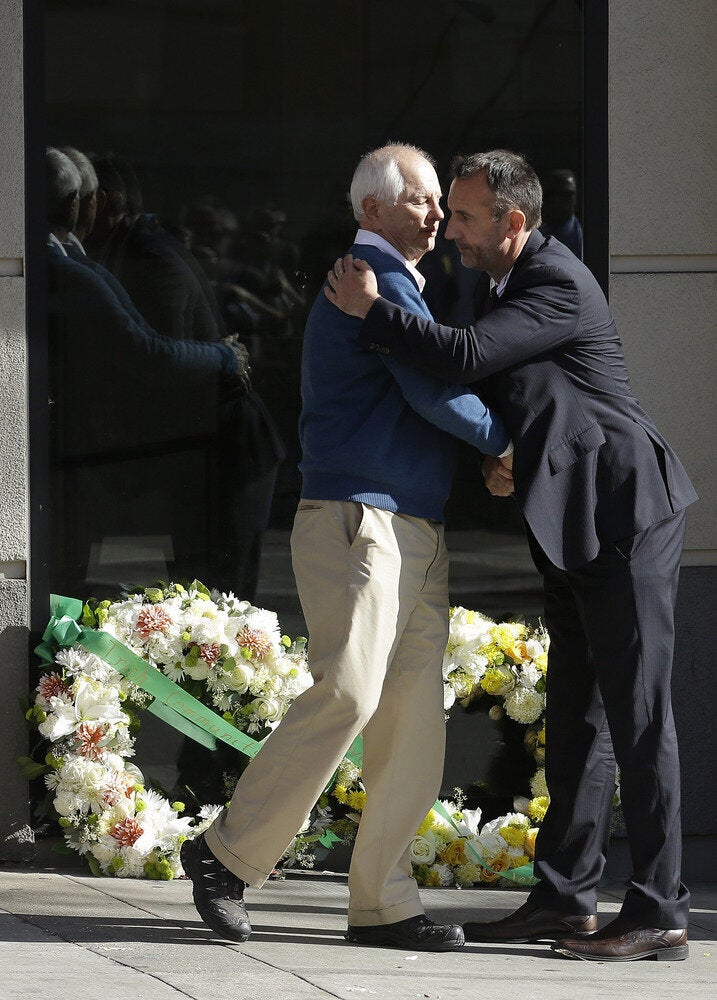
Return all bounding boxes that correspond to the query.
[38,595,264,758]
[38,594,536,884]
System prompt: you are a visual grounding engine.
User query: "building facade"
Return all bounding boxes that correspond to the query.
[1,1,715,873]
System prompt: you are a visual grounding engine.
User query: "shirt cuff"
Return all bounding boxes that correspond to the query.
[498,441,514,459]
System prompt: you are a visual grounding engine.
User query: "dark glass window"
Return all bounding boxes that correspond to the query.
[42,0,584,796]
[44,0,583,614]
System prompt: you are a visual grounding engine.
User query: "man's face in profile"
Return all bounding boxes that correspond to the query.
[445,172,508,274]
[372,156,444,265]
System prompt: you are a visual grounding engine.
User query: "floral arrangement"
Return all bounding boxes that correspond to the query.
[23,588,559,887]
[410,796,539,888]
[92,581,312,736]
[21,583,311,878]
[442,606,548,723]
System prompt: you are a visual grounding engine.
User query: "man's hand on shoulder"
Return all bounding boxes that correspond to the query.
[482,454,514,497]
[324,254,380,318]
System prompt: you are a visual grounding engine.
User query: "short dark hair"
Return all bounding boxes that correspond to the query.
[452,149,542,230]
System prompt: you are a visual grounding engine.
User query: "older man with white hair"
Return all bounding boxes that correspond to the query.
[182,142,512,952]
[58,146,98,250]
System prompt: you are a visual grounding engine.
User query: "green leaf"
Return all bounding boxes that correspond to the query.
[52,840,75,855]
[20,761,49,780]
[144,587,164,603]
[86,854,103,877]
[188,579,211,597]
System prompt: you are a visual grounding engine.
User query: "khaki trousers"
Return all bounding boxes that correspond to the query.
[205,499,449,925]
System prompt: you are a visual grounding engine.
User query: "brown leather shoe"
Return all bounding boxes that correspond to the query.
[552,916,688,962]
[463,899,597,943]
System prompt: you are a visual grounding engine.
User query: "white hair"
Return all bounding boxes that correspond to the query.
[46,147,82,203]
[349,142,435,222]
[60,146,98,197]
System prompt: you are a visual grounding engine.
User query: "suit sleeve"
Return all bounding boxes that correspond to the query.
[374,268,511,454]
[360,265,580,384]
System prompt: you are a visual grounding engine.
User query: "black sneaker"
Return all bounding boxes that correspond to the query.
[180,834,252,942]
[345,914,465,952]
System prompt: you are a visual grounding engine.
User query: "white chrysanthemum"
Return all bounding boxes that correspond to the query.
[184,659,211,681]
[530,768,548,798]
[519,662,542,689]
[55,647,117,685]
[504,685,545,724]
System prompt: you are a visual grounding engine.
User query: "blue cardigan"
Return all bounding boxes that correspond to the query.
[299,242,509,521]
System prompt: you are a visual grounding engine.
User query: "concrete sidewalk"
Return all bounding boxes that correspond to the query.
[1,865,714,1000]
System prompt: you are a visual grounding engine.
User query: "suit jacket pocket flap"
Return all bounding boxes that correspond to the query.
[548,423,605,474]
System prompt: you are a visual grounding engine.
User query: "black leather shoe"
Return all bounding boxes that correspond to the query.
[180,834,252,942]
[463,899,597,943]
[553,916,689,962]
[345,914,465,951]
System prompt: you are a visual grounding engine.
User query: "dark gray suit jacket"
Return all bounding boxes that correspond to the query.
[359,231,697,569]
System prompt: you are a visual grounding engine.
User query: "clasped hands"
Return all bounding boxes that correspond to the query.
[482,454,514,497]
[221,334,252,393]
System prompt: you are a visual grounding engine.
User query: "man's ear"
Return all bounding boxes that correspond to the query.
[362,196,381,225]
[506,208,527,238]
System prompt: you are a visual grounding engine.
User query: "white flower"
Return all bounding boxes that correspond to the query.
[443,683,457,711]
[429,862,454,886]
[249,696,283,724]
[525,638,546,660]
[409,834,437,865]
[504,685,545,724]
[530,768,549,798]
[38,679,126,741]
[519,662,542,688]
[453,806,482,838]
[227,662,254,694]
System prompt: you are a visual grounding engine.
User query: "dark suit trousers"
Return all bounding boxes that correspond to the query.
[526,511,689,928]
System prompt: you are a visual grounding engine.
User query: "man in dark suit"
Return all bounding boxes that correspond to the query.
[325,149,697,963]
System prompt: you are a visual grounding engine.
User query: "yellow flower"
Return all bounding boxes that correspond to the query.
[524,828,539,859]
[347,791,366,811]
[491,623,526,650]
[510,854,530,869]
[528,796,550,823]
[416,809,440,836]
[498,825,526,848]
[478,850,512,883]
[534,652,548,673]
[332,784,348,804]
[480,667,513,696]
[440,839,467,866]
[425,869,442,887]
